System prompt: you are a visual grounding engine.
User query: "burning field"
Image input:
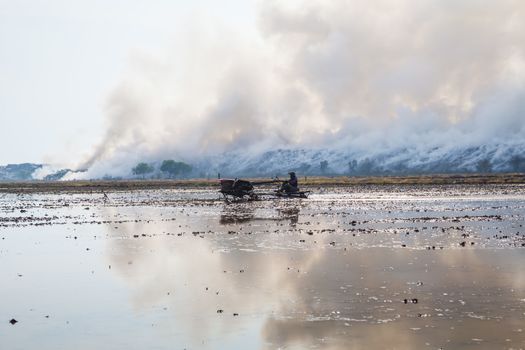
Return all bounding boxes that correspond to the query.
[1,182,524,349]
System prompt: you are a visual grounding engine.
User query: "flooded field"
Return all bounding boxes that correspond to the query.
[1,184,525,349]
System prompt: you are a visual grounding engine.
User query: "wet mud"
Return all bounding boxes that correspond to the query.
[1,184,524,349]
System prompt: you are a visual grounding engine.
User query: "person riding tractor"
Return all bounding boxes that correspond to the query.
[280,171,299,194]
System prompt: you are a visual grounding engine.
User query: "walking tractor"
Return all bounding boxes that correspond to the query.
[219,175,310,201]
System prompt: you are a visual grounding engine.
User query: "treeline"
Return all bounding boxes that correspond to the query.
[296,155,525,176]
[129,154,525,179]
[132,160,193,179]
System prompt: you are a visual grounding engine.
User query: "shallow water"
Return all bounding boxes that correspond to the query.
[1,185,524,349]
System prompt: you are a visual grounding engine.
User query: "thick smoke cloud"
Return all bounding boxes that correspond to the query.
[80,0,525,178]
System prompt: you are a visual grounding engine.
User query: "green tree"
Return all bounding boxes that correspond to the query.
[176,162,192,178]
[132,162,154,179]
[160,160,177,178]
[160,160,192,178]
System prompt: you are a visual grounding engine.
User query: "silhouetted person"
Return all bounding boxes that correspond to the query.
[280,172,299,194]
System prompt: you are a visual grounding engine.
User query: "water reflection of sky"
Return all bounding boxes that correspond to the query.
[0,186,524,349]
[105,221,525,349]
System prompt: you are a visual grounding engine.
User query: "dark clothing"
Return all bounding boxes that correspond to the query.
[281,182,298,193]
[281,174,299,193]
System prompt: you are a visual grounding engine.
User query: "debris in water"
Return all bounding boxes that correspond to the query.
[403,298,419,304]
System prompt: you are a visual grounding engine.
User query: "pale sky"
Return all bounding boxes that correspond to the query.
[0,0,256,165]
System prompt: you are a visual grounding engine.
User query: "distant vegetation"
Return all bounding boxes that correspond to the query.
[476,159,492,173]
[160,160,192,178]
[2,147,525,182]
[44,169,71,181]
[320,160,329,174]
[131,160,192,179]
[132,162,154,178]
[0,163,42,181]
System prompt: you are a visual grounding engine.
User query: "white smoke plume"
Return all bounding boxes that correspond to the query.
[79,0,525,178]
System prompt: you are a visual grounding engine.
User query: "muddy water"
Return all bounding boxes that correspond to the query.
[1,185,524,349]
